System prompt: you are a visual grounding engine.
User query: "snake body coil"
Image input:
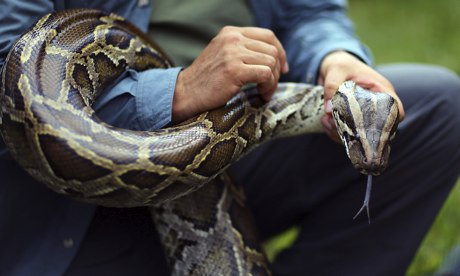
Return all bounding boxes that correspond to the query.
[0,9,399,275]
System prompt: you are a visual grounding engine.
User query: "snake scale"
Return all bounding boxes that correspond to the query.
[0,9,399,275]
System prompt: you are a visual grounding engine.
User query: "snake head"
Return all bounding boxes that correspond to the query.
[331,81,399,176]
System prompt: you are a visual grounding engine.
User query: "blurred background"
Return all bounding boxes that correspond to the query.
[349,0,460,72]
[349,0,460,275]
[264,0,460,275]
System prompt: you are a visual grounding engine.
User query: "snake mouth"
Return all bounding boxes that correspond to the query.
[346,141,388,176]
[355,160,386,176]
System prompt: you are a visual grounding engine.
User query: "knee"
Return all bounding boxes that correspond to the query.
[380,63,460,108]
[428,66,460,151]
[383,64,460,179]
[427,65,460,103]
[396,64,460,126]
[431,66,460,127]
[427,66,460,136]
[389,64,460,147]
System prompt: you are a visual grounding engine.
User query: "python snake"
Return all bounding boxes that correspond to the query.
[0,9,399,275]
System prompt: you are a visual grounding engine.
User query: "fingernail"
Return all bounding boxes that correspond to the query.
[325,100,333,113]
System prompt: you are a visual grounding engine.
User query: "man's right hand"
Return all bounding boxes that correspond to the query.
[172,26,289,123]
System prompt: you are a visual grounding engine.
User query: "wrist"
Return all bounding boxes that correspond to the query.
[172,70,192,123]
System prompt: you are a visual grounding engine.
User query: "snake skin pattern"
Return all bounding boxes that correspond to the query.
[0,9,399,275]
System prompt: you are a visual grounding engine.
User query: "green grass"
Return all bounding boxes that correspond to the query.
[348,0,460,73]
[407,181,460,275]
[264,1,460,275]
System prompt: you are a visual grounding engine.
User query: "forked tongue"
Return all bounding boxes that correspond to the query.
[353,174,373,224]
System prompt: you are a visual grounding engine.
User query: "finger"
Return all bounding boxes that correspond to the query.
[237,64,277,100]
[258,77,277,101]
[237,64,274,85]
[389,92,405,121]
[321,115,341,144]
[317,76,325,86]
[240,27,289,73]
[244,40,282,75]
[241,50,280,82]
[323,68,348,102]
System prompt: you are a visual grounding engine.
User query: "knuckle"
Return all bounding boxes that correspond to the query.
[266,56,277,69]
[262,28,275,38]
[221,25,236,33]
[223,32,243,44]
[268,45,279,58]
[221,46,235,57]
[222,60,237,77]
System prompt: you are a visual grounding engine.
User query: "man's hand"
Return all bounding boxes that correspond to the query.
[318,51,405,142]
[172,26,289,123]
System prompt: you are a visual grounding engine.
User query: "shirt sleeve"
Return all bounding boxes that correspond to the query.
[254,0,373,84]
[92,67,181,130]
[0,0,179,131]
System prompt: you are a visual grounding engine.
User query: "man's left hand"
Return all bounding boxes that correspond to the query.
[318,51,405,142]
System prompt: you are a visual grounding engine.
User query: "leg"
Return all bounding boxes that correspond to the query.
[231,64,460,275]
[65,207,170,276]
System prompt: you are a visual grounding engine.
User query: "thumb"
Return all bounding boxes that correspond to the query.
[322,70,348,103]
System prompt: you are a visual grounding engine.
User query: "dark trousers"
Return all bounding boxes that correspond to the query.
[66,64,460,276]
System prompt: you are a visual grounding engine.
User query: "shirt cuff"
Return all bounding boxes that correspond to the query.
[305,39,373,84]
[92,67,182,131]
[136,67,182,130]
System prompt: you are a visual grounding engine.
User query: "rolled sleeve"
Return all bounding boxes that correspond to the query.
[288,18,373,83]
[136,67,182,130]
[253,0,373,84]
[283,4,372,83]
[93,67,182,131]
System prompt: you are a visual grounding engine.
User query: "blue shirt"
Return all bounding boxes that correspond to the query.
[0,0,371,275]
